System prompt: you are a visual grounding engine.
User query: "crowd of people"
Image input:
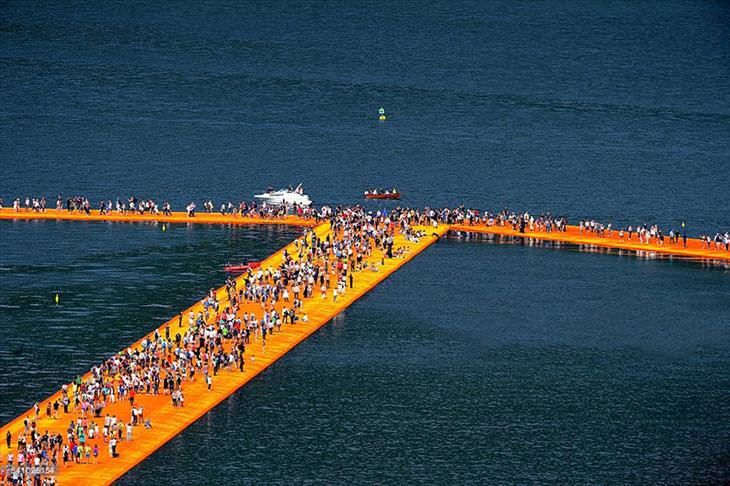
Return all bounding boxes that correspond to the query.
[1,195,728,251]
[1,205,429,484]
[0,195,318,220]
[417,206,730,251]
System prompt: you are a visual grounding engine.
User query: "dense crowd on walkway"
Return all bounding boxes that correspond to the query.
[1,205,432,485]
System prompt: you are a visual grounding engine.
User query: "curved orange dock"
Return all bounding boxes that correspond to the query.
[0,221,448,485]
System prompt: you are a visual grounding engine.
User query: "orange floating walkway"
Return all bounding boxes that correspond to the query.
[0,208,317,227]
[450,222,730,262]
[2,208,727,261]
[0,222,448,485]
[1,206,728,484]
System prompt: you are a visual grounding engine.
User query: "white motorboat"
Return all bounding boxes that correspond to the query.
[254,184,312,207]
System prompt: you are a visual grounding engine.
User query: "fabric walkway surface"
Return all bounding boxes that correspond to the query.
[0,208,316,227]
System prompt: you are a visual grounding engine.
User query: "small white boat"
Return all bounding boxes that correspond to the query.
[254,184,312,207]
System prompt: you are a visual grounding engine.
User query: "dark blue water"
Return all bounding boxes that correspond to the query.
[1,1,729,483]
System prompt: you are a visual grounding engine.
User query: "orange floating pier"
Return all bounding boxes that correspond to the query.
[1,207,728,485]
[0,208,317,227]
[0,219,448,485]
[2,207,726,261]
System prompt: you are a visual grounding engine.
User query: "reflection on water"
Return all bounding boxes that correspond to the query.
[448,231,730,270]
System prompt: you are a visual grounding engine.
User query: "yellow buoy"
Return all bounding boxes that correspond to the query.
[162,224,166,232]
[379,114,386,121]
[54,292,60,305]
